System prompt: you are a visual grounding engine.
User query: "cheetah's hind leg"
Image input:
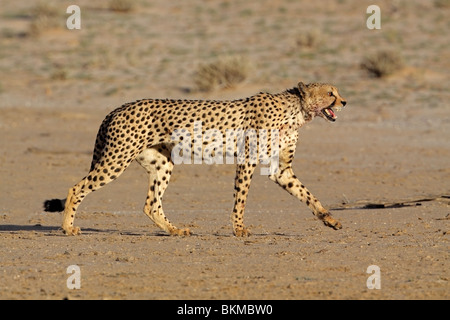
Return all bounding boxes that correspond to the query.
[136,145,191,236]
[58,147,135,235]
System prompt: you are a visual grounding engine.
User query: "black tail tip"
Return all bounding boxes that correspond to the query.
[43,199,65,212]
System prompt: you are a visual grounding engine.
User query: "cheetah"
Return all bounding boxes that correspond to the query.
[44,82,347,237]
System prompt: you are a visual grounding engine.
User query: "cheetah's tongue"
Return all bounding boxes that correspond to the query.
[322,107,337,121]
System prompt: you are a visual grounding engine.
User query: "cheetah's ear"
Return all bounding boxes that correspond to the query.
[297,82,308,97]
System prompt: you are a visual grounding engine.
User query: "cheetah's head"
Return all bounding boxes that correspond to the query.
[298,82,347,122]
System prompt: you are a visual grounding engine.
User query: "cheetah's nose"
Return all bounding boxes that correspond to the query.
[341,100,347,107]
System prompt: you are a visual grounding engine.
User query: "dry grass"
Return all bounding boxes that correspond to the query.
[361,50,404,78]
[434,0,450,8]
[193,56,251,92]
[295,29,323,49]
[108,0,134,13]
[28,2,60,37]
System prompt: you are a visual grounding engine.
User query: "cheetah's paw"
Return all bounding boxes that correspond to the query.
[169,228,191,236]
[63,226,81,236]
[322,216,342,230]
[234,227,251,237]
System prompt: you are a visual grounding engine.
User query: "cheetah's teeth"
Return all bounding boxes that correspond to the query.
[325,108,335,117]
[322,107,337,122]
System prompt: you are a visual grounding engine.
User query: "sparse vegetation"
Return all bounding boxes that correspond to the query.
[51,68,68,81]
[193,56,251,92]
[109,0,134,13]
[28,2,60,37]
[434,0,450,8]
[361,50,404,78]
[295,29,323,49]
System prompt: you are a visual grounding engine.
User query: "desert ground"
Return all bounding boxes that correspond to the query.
[0,0,448,300]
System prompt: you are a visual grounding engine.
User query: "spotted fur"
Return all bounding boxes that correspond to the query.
[44,82,347,236]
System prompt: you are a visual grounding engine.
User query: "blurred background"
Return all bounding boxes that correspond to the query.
[0,0,448,107]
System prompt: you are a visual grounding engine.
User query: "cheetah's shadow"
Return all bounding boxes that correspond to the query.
[0,224,179,237]
[0,224,109,235]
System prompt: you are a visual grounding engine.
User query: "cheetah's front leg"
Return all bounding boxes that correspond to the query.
[231,163,256,237]
[269,160,342,230]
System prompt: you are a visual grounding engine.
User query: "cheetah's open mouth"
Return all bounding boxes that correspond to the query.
[322,107,337,122]
[320,98,344,122]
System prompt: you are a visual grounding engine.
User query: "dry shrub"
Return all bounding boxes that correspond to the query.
[109,0,134,13]
[434,0,450,8]
[295,29,322,49]
[194,56,251,92]
[361,50,404,78]
[28,2,60,37]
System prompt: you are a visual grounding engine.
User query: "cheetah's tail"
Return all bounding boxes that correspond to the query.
[43,198,66,212]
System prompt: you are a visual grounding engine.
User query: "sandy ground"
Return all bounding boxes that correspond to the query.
[0,0,449,300]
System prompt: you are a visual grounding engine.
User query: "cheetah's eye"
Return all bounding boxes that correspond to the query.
[328,92,333,97]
